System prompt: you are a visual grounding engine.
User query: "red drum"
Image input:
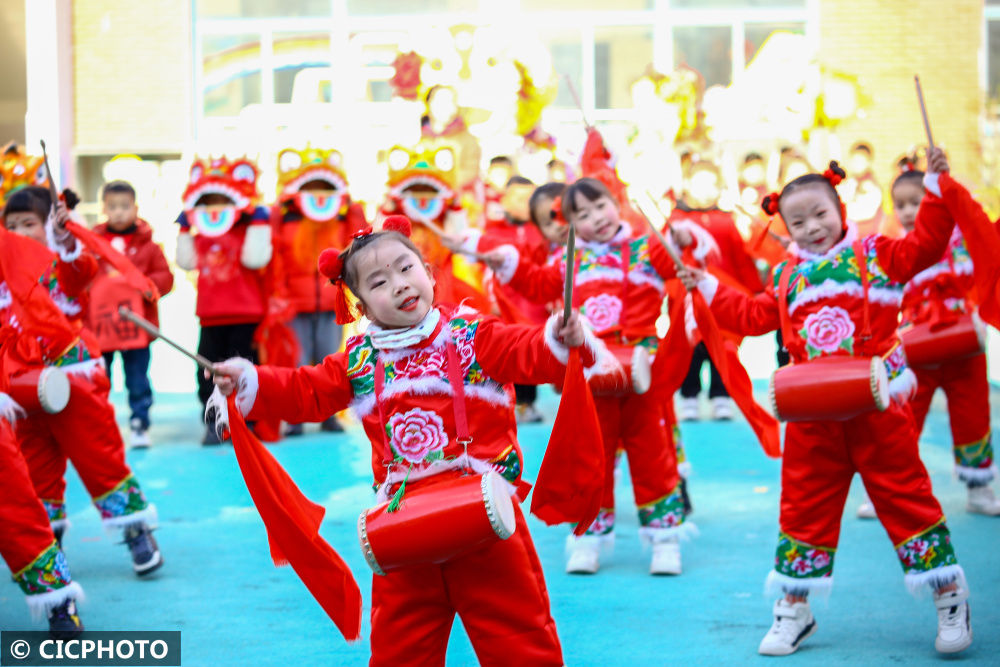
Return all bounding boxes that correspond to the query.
[589,345,652,397]
[769,356,889,422]
[8,368,71,415]
[900,314,985,369]
[358,470,516,576]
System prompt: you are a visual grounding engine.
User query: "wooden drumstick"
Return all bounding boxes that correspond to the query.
[563,224,576,324]
[39,140,62,213]
[631,198,684,271]
[914,75,934,152]
[562,74,591,129]
[118,306,215,373]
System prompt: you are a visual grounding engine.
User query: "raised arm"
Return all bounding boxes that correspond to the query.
[684,270,781,336]
[873,176,953,283]
[492,244,566,304]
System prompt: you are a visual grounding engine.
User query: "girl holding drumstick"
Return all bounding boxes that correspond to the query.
[678,150,973,656]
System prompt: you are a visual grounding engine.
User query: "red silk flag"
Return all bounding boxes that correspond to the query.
[88,274,150,351]
[530,347,605,536]
[225,394,362,641]
[938,173,1000,329]
[64,221,158,301]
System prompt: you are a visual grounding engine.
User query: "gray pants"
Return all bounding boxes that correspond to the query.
[290,311,343,366]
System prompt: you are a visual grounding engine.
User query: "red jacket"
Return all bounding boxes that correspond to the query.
[668,205,764,294]
[91,219,174,327]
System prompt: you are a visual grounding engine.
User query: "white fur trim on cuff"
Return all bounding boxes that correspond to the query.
[765,570,833,598]
[176,231,197,270]
[493,244,520,285]
[955,464,997,484]
[904,564,965,598]
[696,274,719,305]
[240,224,273,269]
[206,357,258,435]
[0,392,26,424]
[46,220,82,262]
[564,532,615,555]
[25,581,84,621]
[543,313,616,375]
[889,368,918,403]
[669,219,719,264]
[638,521,699,545]
[102,504,158,534]
[458,229,483,255]
[923,172,942,198]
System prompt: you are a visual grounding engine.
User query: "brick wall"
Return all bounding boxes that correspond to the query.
[818,0,982,185]
[73,2,192,154]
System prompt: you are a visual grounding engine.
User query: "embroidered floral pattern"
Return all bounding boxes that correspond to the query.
[582,294,623,332]
[583,508,615,536]
[43,500,66,523]
[394,349,446,379]
[93,475,148,519]
[638,485,686,529]
[800,305,855,358]
[490,445,522,483]
[896,523,957,574]
[883,344,907,383]
[774,533,835,579]
[14,541,72,596]
[954,434,993,472]
[387,407,448,464]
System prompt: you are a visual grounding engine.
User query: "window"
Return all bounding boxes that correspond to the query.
[344,0,476,15]
[670,0,804,7]
[197,0,333,18]
[201,34,261,116]
[674,25,732,88]
[272,32,332,103]
[744,21,804,63]
[595,26,653,109]
[538,29,583,109]
[989,20,1000,100]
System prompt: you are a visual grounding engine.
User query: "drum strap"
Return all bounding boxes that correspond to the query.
[373,337,471,466]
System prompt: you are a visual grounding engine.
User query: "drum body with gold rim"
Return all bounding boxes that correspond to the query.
[769,356,889,422]
[900,314,985,369]
[589,344,652,397]
[9,368,71,415]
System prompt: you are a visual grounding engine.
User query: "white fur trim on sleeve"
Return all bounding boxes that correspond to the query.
[493,244,521,285]
[696,273,720,305]
[923,172,942,198]
[240,224,273,269]
[444,208,469,235]
[669,219,719,264]
[542,313,621,381]
[176,231,197,270]
[683,292,698,345]
[46,219,82,262]
[458,229,483,255]
[205,357,258,433]
[0,392,26,424]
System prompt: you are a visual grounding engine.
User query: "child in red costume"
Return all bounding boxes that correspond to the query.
[0,392,84,638]
[889,167,998,515]
[271,148,368,435]
[679,152,972,656]
[485,178,706,576]
[89,180,174,448]
[2,187,162,576]
[210,216,604,666]
[670,160,764,421]
[174,157,272,444]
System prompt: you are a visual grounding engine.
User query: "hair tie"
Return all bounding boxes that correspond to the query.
[823,160,846,187]
[761,192,781,217]
[353,223,374,239]
[550,195,566,225]
[317,248,355,324]
[382,215,412,237]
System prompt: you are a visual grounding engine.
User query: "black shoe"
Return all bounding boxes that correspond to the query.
[48,598,83,639]
[320,417,344,433]
[679,478,693,516]
[284,423,305,437]
[123,524,163,576]
[202,425,223,446]
[53,525,65,550]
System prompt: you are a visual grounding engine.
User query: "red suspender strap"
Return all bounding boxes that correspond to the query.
[620,241,631,314]
[851,239,872,341]
[776,257,798,354]
[373,357,392,465]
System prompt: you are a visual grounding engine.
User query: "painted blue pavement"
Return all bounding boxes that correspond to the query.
[2,387,997,666]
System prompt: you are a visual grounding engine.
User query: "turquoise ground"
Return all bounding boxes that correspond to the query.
[1,386,998,666]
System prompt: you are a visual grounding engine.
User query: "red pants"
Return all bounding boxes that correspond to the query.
[595,391,679,512]
[16,367,133,506]
[369,504,562,667]
[909,353,993,479]
[781,402,944,549]
[0,420,57,574]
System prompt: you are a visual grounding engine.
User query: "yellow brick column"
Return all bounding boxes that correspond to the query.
[818,0,982,185]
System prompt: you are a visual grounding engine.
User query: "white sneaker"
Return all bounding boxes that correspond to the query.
[711,397,733,420]
[856,501,876,519]
[680,398,699,422]
[650,539,681,575]
[967,486,1000,516]
[130,422,151,449]
[934,588,972,653]
[566,538,601,574]
[515,404,544,424]
[758,598,817,656]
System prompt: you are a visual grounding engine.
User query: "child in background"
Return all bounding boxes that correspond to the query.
[90,181,173,448]
[487,177,700,576]
[2,187,163,576]
[679,152,972,656]
[174,158,272,445]
[211,216,601,666]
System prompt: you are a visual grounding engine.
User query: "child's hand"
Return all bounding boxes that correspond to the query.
[670,225,693,248]
[208,362,243,396]
[480,250,507,272]
[926,147,949,174]
[677,266,706,291]
[557,309,586,348]
[439,233,464,254]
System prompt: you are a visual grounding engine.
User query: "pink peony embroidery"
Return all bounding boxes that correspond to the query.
[582,294,623,332]
[388,408,447,464]
[395,350,446,379]
[791,558,813,575]
[801,305,855,355]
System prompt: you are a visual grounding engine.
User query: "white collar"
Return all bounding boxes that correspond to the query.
[578,224,631,250]
[367,307,441,350]
[789,222,858,262]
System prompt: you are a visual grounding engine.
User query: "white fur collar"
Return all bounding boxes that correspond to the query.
[577,224,631,250]
[789,222,858,262]
[368,307,441,350]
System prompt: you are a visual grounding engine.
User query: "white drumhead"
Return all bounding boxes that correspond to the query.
[481,471,516,539]
[767,370,781,420]
[631,345,651,394]
[870,358,890,411]
[40,368,70,414]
